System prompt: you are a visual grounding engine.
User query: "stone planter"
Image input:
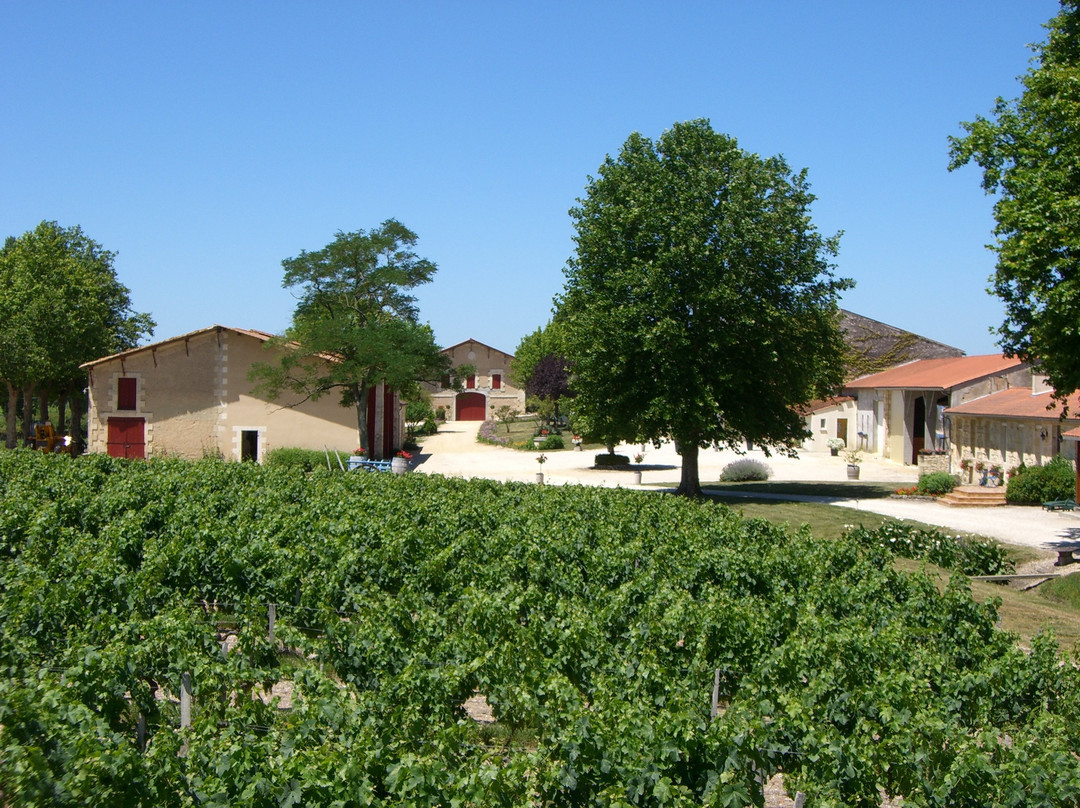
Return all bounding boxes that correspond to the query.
[846,464,860,480]
[830,448,839,457]
[632,470,642,485]
[917,452,949,476]
[536,472,544,484]
[391,456,409,475]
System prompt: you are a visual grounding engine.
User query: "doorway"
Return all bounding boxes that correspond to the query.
[911,396,926,464]
[240,430,259,462]
[836,418,849,447]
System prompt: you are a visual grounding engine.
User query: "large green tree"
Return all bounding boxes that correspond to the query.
[0,221,154,449]
[557,120,851,496]
[249,219,449,455]
[949,2,1080,403]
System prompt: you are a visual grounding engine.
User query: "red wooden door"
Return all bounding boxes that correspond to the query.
[456,392,486,421]
[107,417,145,458]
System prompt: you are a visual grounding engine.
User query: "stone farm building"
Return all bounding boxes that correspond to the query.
[80,326,403,461]
[844,354,1030,465]
[945,375,1080,481]
[426,339,526,421]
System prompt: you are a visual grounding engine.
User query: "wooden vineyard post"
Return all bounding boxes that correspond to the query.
[711,669,721,719]
[179,671,192,757]
[268,603,276,643]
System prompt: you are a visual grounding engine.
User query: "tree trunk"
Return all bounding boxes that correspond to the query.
[353,382,371,457]
[5,383,18,449]
[57,391,68,434]
[21,385,36,446]
[68,386,84,453]
[674,439,703,498]
[39,390,49,423]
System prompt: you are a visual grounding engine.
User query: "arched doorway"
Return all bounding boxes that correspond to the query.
[456,392,487,421]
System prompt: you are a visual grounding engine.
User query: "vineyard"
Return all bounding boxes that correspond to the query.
[1,450,1079,806]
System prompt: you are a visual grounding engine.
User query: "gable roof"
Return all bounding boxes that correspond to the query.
[946,387,1080,419]
[845,354,1025,391]
[440,338,514,359]
[840,309,964,377]
[80,325,277,369]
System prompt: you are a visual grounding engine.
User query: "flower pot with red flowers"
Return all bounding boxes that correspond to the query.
[392,450,412,475]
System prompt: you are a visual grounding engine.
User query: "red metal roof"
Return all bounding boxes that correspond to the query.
[946,387,1080,419]
[845,354,1024,391]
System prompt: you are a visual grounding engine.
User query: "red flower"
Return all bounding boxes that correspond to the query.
[396,451,413,460]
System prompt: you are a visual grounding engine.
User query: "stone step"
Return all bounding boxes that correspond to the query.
[938,485,1007,507]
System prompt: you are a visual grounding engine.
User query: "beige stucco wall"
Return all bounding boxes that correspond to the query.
[84,329,395,460]
[426,340,526,420]
[803,400,857,452]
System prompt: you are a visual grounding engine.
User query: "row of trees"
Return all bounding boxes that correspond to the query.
[0,221,154,449]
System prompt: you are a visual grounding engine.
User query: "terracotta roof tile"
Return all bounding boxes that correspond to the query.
[845,354,1024,391]
[80,325,280,368]
[946,387,1080,419]
[798,396,855,415]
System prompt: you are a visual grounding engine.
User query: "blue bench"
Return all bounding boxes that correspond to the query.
[347,457,392,473]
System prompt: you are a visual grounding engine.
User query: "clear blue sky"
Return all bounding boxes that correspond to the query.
[1,1,1061,357]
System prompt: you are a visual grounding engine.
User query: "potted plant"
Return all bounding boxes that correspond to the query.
[572,434,582,451]
[844,449,863,480]
[535,452,547,484]
[826,437,845,457]
[959,457,973,483]
[391,450,412,475]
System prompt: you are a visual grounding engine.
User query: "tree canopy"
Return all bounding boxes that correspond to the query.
[509,321,565,391]
[249,220,448,454]
[557,120,851,496]
[0,221,154,448]
[949,1,1080,403]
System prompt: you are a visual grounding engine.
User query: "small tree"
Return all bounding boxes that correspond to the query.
[494,404,519,433]
[558,120,850,496]
[250,220,449,455]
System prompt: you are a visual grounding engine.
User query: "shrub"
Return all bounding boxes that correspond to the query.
[539,435,564,450]
[595,453,630,467]
[478,420,512,447]
[916,471,956,496]
[844,522,1013,576]
[719,458,773,482]
[264,447,335,472]
[1006,456,1075,504]
[405,399,434,424]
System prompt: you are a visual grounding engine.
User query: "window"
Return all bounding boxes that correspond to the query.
[492,373,502,390]
[118,377,137,411]
[466,374,476,389]
[441,374,451,388]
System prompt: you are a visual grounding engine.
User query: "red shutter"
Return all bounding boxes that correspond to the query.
[466,374,476,389]
[117,377,137,410]
[492,373,502,390]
